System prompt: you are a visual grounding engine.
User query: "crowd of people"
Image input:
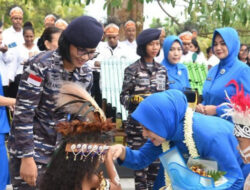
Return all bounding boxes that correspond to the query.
[0,5,249,190]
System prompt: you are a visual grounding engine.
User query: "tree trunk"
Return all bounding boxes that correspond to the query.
[109,0,143,40]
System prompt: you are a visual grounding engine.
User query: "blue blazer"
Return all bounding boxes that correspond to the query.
[202,27,250,118]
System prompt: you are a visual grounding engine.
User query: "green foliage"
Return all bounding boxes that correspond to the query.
[149,0,250,45]
[127,0,133,11]
[0,0,85,37]
[104,0,122,10]
[207,170,226,182]
[3,0,248,44]
[150,17,179,35]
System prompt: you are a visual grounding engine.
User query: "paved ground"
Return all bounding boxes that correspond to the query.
[6,178,135,190]
[120,178,135,190]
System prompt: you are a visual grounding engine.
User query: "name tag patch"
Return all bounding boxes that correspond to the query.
[206,77,212,81]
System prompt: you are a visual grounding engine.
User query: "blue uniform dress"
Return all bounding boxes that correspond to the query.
[202,27,250,117]
[161,36,190,91]
[0,75,10,190]
[118,90,250,190]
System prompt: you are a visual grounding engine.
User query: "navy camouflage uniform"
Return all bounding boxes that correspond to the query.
[8,50,93,190]
[120,58,169,190]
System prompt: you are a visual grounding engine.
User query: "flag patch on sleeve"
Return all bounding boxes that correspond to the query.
[27,73,42,86]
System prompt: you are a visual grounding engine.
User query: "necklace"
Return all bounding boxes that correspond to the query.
[183,107,199,158]
[161,141,171,190]
[161,107,199,189]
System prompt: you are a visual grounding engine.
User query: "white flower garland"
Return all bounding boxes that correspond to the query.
[161,141,172,190]
[161,107,199,190]
[183,107,199,158]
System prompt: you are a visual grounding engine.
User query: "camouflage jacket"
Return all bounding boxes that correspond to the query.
[120,58,169,113]
[8,50,93,164]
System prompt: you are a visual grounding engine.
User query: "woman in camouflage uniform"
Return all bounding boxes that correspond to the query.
[8,16,103,190]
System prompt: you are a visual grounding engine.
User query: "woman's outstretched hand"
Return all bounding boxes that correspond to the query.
[195,104,205,114]
[108,144,126,161]
[195,104,217,116]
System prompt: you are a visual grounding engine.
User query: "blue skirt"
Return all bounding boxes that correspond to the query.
[0,134,10,190]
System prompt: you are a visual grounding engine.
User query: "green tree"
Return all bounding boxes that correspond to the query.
[150,0,249,45]
[15,0,250,44]
[22,0,250,29]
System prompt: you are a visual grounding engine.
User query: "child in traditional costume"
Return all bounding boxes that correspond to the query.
[222,80,250,190]
[40,82,121,190]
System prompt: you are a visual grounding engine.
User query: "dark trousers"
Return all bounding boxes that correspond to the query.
[8,74,22,98]
[91,71,102,107]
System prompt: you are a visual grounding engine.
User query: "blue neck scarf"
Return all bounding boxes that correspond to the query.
[161,36,183,75]
[212,27,240,68]
[132,90,187,140]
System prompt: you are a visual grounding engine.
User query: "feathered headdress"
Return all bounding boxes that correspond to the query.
[54,81,116,159]
[56,82,106,122]
[222,79,250,138]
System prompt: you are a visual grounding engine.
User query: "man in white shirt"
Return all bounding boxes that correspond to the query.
[92,23,138,107]
[34,14,57,47]
[44,14,56,28]
[179,31,193,63]
[3,6,24,97]
[101,23,124,58]
[3,6,24,48]
[0,21,14,95]
[55,18,68,30]
[155,27,166,63]
[98,23,138,62]
[122,20,137,52]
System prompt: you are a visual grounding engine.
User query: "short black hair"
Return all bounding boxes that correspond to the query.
[206,46,212,55]
[191,38,200,54]
[137,44,147,57]
[137,43,160,58]
[0,21,3,28]
[58,31,71,62]
[37,26,62,51]
[23,21,34,35]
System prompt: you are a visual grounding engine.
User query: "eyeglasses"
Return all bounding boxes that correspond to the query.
[76,47,100,60]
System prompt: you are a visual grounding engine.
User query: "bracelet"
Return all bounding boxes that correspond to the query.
[104,179,110,190]
[99,178,110,190]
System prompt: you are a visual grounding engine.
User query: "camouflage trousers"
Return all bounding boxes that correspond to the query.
[125,117,160,190]
[9,155,47,190]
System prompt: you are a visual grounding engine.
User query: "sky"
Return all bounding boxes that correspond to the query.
[84,0,187,29]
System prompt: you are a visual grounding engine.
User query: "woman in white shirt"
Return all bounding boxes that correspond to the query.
[19,22,40,64]
[189,38,207,65]
[9,22,40,98]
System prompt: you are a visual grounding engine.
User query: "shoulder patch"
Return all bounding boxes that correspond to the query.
[27,73,42,86]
